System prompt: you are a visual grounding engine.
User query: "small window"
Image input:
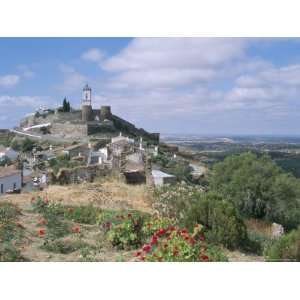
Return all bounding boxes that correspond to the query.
[0,184,3,194]
[13,183,16,190]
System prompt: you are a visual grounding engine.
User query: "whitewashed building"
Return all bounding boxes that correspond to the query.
[151,170,176,186]
[0,146,19,162]
[0,166,22,196]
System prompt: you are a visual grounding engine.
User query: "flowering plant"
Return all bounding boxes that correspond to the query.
[135,224,227,262]
[141,216,175,238]
[106,213,145,249]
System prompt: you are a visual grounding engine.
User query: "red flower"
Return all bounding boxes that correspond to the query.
[199,234,205,241]
[44,198,49,204]
[150,236,158,246]
[200,255,209,262]
[142,244,152,253]
[173,250,179,257]
[181,228,188,234]
[157,229,166,236]
[169,226,176,231]
[189,237,196,245]
[140,256,145,261]
[135,251,142,257]
[38,228,46,237]
[72,226,80,233]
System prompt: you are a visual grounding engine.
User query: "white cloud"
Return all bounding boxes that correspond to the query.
[0,74,20,88]
[100,38,251,91]
[81,48,105,62]
[57,64,87,94]
[16,65,35,79]
[0,95,52,108]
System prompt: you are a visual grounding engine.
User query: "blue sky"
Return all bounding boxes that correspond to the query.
[1,37,300,135]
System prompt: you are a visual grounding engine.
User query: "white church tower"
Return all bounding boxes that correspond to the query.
[82,84,92,106]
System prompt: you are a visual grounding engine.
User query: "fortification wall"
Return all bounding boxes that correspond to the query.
[51,123,87,137]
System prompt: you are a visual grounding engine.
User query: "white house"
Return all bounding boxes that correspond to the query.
[0,146,19,162]
[0,166,22,196]
[151,170,176,186]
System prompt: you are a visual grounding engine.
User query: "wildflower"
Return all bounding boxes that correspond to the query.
[200,255,209,262]
[150,236,158,246]
[140,256,145,261]
[173,250,179,257]
[72,226,80,233]
[38,228,46,237]
[199,234,205,241]
[135,251,142,257]
[142,244,151,253]
[157,229,166,236]
[169,226,176,231]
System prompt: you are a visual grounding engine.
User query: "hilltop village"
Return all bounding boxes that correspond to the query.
[1,84,196,196]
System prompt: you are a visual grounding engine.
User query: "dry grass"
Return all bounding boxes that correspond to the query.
[2,177,154,213]
[245,218,273,238]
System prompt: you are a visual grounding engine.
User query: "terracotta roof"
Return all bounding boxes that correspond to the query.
[0,165,21,179]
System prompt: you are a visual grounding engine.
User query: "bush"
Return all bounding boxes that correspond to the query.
[135,225,227,262]
[142,216,175,238]
[31,197,71,239]
[21,138,36,152]
[264,228,300,261]
[0,202,20,222]
[209,152,300,229]
[64,205,101,225]
[0,242,25,262]
[153,183,204,223]
[183,192,248,249]
[0,202,23,243]
[42,239,87,254]
[106,213,145,250]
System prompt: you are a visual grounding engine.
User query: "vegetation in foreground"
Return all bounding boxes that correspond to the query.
[1,151,299,262]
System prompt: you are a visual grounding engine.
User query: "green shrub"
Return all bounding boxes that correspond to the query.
[209,152,300,229]
[183,192,248,249]
[31,198,70,239]
[0,242,25,262]
[106,213,145,250]
[64,205,101,225]
[42,239,87,254]
[264,228,300,261]
[0,202,20,223]
[0,202,23,244]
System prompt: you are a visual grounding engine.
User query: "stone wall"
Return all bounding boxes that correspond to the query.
[51,123,87,137]
[49,164,111,185]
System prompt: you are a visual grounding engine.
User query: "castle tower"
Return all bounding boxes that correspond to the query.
[100,105,112,121]
[82,84,92,122]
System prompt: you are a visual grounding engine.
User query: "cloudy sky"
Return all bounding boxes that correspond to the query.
[1,37,300,135]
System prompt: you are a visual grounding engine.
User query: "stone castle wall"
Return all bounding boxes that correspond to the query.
[51,123,87,137]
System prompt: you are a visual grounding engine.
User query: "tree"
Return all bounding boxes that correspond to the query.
[62,97,70,112]
[209,152,300,229]
[21,138,35,152]
[183,192,248,249]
